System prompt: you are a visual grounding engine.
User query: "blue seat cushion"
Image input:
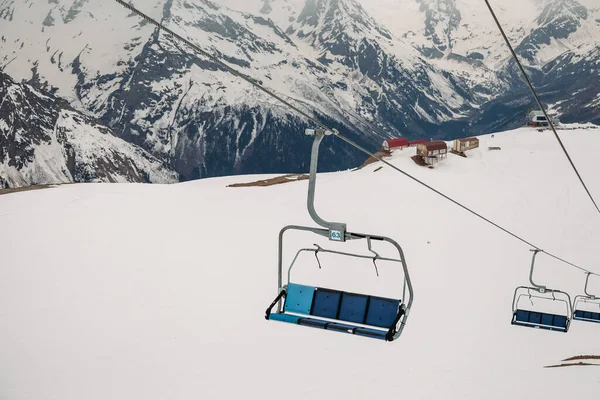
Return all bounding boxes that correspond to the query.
[515,309,529,323]
[354,327,388,340]
[514,309,568,328]
[311,288,342,319]
[365,296,400,328]
[269,313,301,324]
[541,313,553,326]
[268,283,404,340]
[284,283,315,315]
[574,310,600,321]
[338,292,369,324]
[553,315,568,328]
[529,311,542,324]
[584,311,600,321]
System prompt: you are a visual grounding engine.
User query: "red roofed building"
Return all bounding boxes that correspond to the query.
[453,137,479,152]
[382,138,409,151]
[416,140,448,165]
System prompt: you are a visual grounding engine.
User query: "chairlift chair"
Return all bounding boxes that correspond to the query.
[572,273,600,324]
[511,250,572,333]
[265,128,414,342]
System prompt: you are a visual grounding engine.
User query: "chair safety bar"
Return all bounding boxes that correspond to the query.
[512,286,573,316]
[511,286,572,332]
[285,247,403,284]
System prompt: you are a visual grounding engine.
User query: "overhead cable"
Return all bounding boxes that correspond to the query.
[484,0,600,215]
[110,0,598,277]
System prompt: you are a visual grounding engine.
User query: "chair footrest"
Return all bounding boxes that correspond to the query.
[573,316,600,323]
[268,313,389,340]
[511,320,568,332]
[269,313,302,324]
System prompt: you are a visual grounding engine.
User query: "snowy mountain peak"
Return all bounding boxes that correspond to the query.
[0,0,599,187]
[285,0,414,78]
[515,0,592,64]
[38,0,91,26]
[289,0,393,45]
[538,0,587,26]
[260,0,273,14]
[416,0,461,58]
[0,71,178,188]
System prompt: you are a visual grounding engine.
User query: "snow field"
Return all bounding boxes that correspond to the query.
[1,126,600,399]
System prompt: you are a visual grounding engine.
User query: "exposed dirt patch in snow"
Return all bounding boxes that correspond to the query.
[0,184,60,196]
[563,355,600,362]
[544,355,600,368]
[411,155,428,167]
[355,150,391,170]
[227,174,308,187]
[545,362,600,368]
[450,149,467,158]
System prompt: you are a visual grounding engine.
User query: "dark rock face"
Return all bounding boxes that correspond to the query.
[537,47,600,125]
[0,71,178,188]
[260,1,272,14]
[417,0,461,53]
[516,0,588,62]
[285,0,480,140]
[0,72,61,172]
[0,0,598,186]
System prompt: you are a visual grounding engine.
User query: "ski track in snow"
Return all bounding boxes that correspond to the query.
[1,125,600,399]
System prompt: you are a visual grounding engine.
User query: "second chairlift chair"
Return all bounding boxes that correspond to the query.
[265,128,414,342]
[572,272,600,324]
[511,249,572,333]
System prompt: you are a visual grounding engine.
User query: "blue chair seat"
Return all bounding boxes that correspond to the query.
[574,310,600,323]
[267,283,402,341]
[269,313,302,324]
[512,309,569,332]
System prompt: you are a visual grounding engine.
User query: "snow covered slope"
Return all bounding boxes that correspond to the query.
[357,0,600,130]
[1,125,600,399]
[0,71,178,188]
[359,0,600,68]
[0,0,598,183]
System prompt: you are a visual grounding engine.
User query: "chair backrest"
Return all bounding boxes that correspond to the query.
[574,310,600,321]
[284,283,401,329]
[514,309,569,329]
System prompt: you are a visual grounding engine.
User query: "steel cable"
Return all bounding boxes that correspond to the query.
[484,0,600,215]
[110,0,599,277]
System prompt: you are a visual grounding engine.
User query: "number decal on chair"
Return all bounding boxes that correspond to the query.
[331,231,342,241]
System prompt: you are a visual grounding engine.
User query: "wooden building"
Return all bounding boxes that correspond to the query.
[416,141,447,165]
[453,137,479,153]
[408,139,428,147]
[382,138,409,151]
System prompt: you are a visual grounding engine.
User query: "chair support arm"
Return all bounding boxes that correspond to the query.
[265,290,287,320]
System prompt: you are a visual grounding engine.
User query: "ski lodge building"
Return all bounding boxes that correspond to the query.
[416,141,447,165]
[382,138,409,151]
[452,137,479,153]
[527,110,549,127]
